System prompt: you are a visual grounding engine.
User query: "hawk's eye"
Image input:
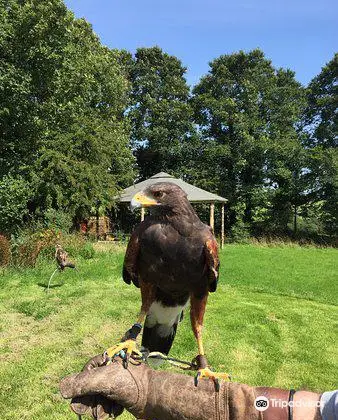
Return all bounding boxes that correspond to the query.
[153,191,163,199]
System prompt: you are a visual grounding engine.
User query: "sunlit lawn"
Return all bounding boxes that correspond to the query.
[0,244,337,419]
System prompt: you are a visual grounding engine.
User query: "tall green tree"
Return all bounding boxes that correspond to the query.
[127,46,195,179]
[303,54,338,237]
[0,175,31,234]
[304,53,337,148]
[192,50,306,236]
[0,0,134,229]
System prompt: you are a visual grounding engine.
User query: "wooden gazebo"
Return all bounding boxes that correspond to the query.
[119,172,228,247]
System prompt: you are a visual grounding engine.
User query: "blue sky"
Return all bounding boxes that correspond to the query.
[64,0,337,87]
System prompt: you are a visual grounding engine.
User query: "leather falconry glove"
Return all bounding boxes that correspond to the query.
[60,354,264,420]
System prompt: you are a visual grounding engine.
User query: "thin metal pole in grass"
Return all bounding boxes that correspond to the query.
[46,267,60,292]
[46,265,79,292]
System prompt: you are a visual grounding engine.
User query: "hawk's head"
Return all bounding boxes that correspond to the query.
[130,182,189,213]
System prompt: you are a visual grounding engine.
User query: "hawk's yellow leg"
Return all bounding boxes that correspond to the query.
[104,312,146,365]
[191,294,230,391]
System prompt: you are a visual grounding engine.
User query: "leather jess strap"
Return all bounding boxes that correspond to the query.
[255,387,292,420]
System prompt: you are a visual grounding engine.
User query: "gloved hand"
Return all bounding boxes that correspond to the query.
[60,354,262,420]
[60,355,125,419]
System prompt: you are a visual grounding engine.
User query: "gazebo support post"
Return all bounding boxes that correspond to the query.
[141,207,145,222]
[209,203,215,231]
[221,203,225,249]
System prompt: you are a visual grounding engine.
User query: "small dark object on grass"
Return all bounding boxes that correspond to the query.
[46,245,77,292]
[55,244,76,270]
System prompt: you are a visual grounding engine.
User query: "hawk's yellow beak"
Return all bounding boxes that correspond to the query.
[130,191,158,211]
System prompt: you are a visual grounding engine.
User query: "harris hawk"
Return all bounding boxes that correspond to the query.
[105,182,229,387]
[55,244,76,270]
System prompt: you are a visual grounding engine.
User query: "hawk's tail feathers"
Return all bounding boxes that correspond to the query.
[63,262,76,269]
[141,321,178,356]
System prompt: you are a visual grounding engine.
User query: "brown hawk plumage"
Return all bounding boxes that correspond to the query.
[106,182,228,387]
[55,245,76,270]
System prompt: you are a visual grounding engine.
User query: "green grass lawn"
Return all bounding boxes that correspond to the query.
[0,244,337,419]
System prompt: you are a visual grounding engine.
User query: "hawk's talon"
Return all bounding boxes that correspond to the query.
[122,351,131,369]
[119,350,126,359]
[214,378,220,392]
[194,367,230,392]
[194,371,201,387]
[104,339,142,368]
[103,354,112,364]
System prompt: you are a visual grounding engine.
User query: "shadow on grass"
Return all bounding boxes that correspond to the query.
[37,282,64,290]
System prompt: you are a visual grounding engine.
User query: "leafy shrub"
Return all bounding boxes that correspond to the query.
[58,233,86,257]
[79,242,95,259]
[40,232,95,261]
[0,235,11,266]
[12,229,60,267]
[228,220,251,243]
[0,175,31,235]
[10,229,97,267]
[35,209,73,233]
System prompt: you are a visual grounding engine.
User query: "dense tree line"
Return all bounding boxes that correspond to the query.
[126,47,337,241]
[0,0,134,234]
[0,0,336,242]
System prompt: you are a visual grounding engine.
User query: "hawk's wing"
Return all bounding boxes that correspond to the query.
[55,248,67,265]
[122,223,145,288]
[204,235,220,293]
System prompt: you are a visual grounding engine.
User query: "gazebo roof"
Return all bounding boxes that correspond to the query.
[119,172,227,203]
